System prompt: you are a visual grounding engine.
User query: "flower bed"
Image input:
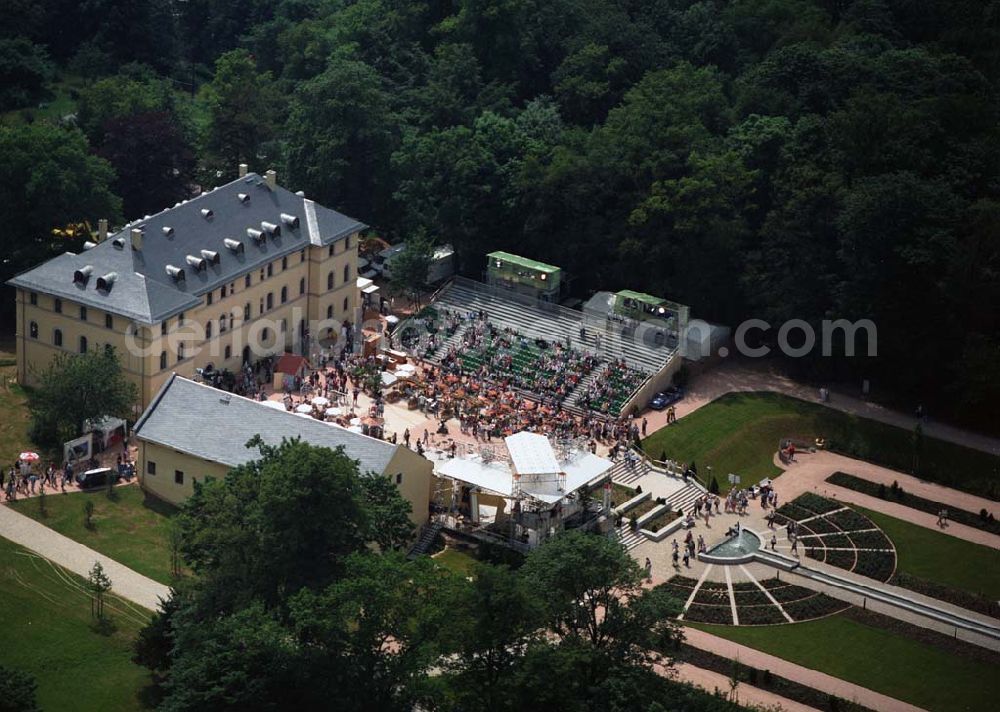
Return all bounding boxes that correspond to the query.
[782,593,850,621]
[827,508,875,531]
[643,507,681,532]
[848,530,893,550]
[738,603,789,625]
[795,517,838,535]
[827,472,1000,536]
[759,580,819,604]
[793,492,843,514]
[853,551,895,582]
[684,603,732,625]
[775,503,812,521]
[693,581,730,606]
[733,588,772,606]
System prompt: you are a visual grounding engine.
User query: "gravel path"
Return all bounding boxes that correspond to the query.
[0,502,170,611]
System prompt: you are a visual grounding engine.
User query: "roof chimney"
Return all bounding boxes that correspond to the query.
[200,249,221,265]
[261,221,280,237]
[166,265,185,281]
[97,219,108,243]
[239,163,249,178]
[247,228,264,243]
[162,226,174,236]
[265,170,277,190]
[224,238,245,253]
[280,213,300,229]
[186,254,207,271]
[96,272,117,291]
[73,265,93,285]
[130,228,143,251]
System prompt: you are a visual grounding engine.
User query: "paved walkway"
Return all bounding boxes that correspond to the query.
[773,451,999,549]
[0,501,169,611]
[640,358,1000,457]
[683,627,926,712]
[658,661,820,712]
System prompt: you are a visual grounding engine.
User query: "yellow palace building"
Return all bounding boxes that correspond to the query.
[7,167,364,409]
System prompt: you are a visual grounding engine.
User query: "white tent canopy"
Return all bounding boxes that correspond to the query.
[262,400,287,411]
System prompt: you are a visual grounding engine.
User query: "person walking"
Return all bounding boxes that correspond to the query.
[644,557,652,581]
[641,417,648,437]
[770,533,777,551]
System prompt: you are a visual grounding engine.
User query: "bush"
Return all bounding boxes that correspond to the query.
[708,475,720,494]
[878,483,887,499]
[83,500,95,529]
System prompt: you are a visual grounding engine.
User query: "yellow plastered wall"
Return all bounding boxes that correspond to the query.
[137,440,230,505]
[378,446,432,527]
[13,231,359,409]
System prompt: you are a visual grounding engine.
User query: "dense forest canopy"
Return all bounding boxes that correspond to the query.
[1,0,998,422]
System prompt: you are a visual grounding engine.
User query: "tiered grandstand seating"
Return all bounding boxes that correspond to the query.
[399,277,679,415]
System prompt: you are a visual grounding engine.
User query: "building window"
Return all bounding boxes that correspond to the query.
[225,345,232,360]
[300,249,306,263]
[266,293,273,310]
[229,282,235,296]
[280,286,287,304]
[80,306,87,321]
[174,470,184,485]
[259,268,265,282]
[326,305,333,319]
[328,244,334,257]
[244,303,251,320]
[299,278,305,295]
[327,272,334,290]
[147,461,156,475]
[161,321,168,336]
[54,298,62,313]
[261,328,269,341]
[282,256,288,271]
[79,336,88,354]
[207,292,213,306]
[343,296,349,312]
[29,321,38,338]
[206,321,213,339]
[29,292,37,306]
[160,351,167,369]
[178,312,185,326]
[105,314,113,329]
[267,263,273,278]
[54,329,62,347]
[178,343,184,362]
[220,314,227,332]
[245,274,251,289]
[343,264,350,283]
[219,287,226,301]
[396,473,403,484]
[346,235,352,249]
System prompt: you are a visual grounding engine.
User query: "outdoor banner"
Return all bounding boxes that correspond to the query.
[63,433,92,467]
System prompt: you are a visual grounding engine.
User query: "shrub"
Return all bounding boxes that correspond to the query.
[83,500,95,528]
[878,483,887,499]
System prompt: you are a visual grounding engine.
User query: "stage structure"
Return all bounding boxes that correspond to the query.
[431,432,613,551]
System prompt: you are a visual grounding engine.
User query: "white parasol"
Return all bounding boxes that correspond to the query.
[295,403,313,414]
[311,396,331,406]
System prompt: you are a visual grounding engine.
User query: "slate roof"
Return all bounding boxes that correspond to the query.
[7,173,366,324]
[133,374,398,474]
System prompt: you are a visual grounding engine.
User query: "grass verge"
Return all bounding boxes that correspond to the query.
[0,535,152,711]
[687,609,1000,712]
[641,392,1000,498]
[10,485,181,585]
[855,505,1000,601]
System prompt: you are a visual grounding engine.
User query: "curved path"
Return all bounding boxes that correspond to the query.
[683,627,926,712]
[0,501,169,611]
[640,358,1000,456]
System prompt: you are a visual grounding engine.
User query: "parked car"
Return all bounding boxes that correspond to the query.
[75,467,118,489]
[648,386,684,410]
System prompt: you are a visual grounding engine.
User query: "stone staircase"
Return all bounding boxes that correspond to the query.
[616,523,645,552]
[407,521,443,559]
[608,458,649,486]
[665,482,706,514]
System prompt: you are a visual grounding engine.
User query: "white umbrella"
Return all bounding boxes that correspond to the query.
[395,363,416,373]
[261,400,286,411]
[759,478,773,488]
[381,371,398,386]
[295,403,313,414]
[19,451,40,462]
[347,425,364,433]
[325,406,343,417]
[350,417,362,426]
[312,396,330,406]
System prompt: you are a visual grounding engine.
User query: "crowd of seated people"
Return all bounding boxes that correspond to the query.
[576,360,650,414]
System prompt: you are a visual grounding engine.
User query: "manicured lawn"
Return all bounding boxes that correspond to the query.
[0,535,152,711]
[856,505,1000,600]
[0,353,52,468]
[10,485,181,585]
[642,392,1000,498]
[688,613,1000,712]
[433,547,478,576]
